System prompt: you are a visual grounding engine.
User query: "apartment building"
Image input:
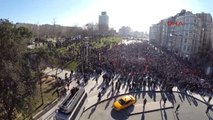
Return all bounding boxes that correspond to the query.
[196,13,213,50]
[149,24,159,43]
[175,11,202,58]
[149,10,212,59]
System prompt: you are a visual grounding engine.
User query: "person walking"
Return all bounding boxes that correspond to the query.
[111,81,114,87]
[98,92,102,101]
[115,81,118,89]
[77,79,80,85]
[143,98,147,106]
[66,83,70,90]
[69,72,73,81]
[206,105,212,113]
[175,104,180,113]
[117,83,121,93]
[95,76,98,84]
[65,73,69,82]
[208,97,212,103]
[129,86,132,92]
[111,81,114,92]
[163,98,167,106]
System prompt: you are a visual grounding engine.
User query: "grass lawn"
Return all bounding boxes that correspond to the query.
[16,76,58,120]
[66,61,79,71]
[57,47,68,55]
[92,36,122,48]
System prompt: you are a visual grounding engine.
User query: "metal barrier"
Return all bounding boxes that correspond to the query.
[55,87,87,120]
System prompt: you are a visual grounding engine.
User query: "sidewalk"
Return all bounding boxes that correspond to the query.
[35,68,78,120]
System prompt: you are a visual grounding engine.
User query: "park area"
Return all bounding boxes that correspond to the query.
[15,36,121,119]
[16,75,58,120]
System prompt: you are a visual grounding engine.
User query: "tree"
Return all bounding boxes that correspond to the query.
[29,47,50,105]
[0,19,34,119]
[82,23,99,37]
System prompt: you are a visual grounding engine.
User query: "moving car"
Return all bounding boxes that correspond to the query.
[113,95,136,111]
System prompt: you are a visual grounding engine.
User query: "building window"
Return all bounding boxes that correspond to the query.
[190,18,193,23]
[185,38,187,43]
[183,45,186,51]
[188,24,191,30]
[187,18,190,22]
[187,46,190,52]
[189,24,191,29]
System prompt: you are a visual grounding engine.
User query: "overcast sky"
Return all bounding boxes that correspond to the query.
[1,0,213,32]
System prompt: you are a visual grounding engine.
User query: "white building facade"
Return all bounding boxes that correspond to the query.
[174,11,202,58]
[149,10,209,59]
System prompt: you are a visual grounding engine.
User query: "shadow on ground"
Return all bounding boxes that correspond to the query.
[111,105,134,120]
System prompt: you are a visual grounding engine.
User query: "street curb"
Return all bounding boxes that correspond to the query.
[129,106,174,116]
[32,98,60,120]
[83,90,208,113]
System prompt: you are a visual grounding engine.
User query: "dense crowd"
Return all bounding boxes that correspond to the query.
[56,40,213,97]
[93,41,213,96]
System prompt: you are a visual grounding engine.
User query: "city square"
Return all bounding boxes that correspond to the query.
[1,1,213,120]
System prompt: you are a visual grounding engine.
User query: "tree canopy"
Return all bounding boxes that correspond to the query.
[0,19,34,119]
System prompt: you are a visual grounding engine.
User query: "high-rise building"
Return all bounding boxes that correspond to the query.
[98,11,109,34]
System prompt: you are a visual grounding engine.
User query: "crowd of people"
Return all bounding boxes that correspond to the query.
[49,39,213,116]
[54,39,213,99]
[90,41,213,96]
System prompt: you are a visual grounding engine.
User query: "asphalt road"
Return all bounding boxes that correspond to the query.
[80,92,213,120]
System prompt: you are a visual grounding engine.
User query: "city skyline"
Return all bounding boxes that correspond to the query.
[1,0,213,32]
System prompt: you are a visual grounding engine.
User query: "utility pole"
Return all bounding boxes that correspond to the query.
[52,18,56,39]
[37,21,40,38]
[36,21,40,47]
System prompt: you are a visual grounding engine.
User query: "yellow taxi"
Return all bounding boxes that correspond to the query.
[113,95,136,111]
